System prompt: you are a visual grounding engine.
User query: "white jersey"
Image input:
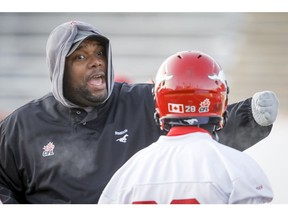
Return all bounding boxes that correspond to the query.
[98,128,273,204]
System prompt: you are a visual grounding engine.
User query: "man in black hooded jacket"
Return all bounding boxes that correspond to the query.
[0,20,279,204]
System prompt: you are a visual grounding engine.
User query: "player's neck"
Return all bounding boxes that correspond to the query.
[167,126,210,137]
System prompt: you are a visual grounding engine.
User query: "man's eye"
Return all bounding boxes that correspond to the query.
[76,55,85,60]
[97,51,104,56]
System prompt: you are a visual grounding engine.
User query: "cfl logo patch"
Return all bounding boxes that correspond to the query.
[168,103,184,113]
[199,98,210,113]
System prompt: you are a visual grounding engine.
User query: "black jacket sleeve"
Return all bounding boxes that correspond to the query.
[0,118,25,204]
[217,97,272,151]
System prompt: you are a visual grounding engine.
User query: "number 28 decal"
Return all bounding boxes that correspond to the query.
[185,106,196,113]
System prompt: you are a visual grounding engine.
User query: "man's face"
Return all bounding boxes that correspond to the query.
[64,38,108,107]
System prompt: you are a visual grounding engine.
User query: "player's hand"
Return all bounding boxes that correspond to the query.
[251,91,279,126]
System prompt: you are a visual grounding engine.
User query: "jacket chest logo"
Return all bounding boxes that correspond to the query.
[115,129,129,143]
[42,142,55,157]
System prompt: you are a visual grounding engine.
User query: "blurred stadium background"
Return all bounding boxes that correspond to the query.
[0,12,287,203]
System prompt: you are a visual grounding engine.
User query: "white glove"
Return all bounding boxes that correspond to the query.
[251,91,279,126]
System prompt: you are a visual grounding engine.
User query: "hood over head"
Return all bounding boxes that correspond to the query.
[46,20,114,108]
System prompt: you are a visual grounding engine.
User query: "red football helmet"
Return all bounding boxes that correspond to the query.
[154,51,229,131]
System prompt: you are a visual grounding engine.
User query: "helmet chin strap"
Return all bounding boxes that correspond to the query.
[215,110,229,131]
[154,111,161,127]
[212,126,219,141]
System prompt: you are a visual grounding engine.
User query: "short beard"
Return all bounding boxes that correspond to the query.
[67,85,108,107]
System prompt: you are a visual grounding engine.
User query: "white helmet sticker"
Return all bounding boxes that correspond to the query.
[208,70,227,88]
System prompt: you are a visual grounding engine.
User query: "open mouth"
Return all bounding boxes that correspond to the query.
[88,74,106,90]
[89,74,105,86]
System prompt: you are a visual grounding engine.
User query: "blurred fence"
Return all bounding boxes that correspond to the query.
[0,13,287,118]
